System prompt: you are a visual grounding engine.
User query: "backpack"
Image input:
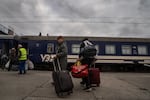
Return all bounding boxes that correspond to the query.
[81,40,97,58]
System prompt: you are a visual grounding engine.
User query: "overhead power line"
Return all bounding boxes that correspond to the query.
[0,16,150,24]
[0,20,150,25]
[1,16,150,19]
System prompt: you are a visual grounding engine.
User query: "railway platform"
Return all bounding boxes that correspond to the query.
[0,70,150,100]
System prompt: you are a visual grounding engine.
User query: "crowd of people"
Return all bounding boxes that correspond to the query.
[0,44,28,75]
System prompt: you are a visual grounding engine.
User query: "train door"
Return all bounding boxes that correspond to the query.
[2,41,9,55]
[13,40,19,50]
[132,45,138,56]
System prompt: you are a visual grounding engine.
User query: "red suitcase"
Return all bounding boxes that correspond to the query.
[89,68,100,87]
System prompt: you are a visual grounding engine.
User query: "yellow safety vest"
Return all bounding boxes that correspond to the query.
[19,48,27,61]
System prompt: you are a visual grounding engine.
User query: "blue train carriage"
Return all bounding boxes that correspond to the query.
[17,36,96,64]
[94,37,150,71]
[65,36,150,71]
[0,35,16,56]
[17,36,150,71]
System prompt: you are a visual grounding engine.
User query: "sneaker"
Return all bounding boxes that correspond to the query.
[23,71,26,74]
[83,87,92,92]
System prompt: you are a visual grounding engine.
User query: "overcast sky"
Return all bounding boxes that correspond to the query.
[0,0,150,37]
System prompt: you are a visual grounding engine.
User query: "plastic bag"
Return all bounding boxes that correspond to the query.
[5,60,10,68]
[28,60,34,70]
[25,61,28,70]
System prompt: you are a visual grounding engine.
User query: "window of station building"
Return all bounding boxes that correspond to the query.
[47,43,54,53]
[105,45,116,54]
[138,46,148,55]
[72,44,80,54]
[122,45,132,55]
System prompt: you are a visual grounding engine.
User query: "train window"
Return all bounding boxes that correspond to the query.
[138,46,148,55]
[122,45,132,55]
[72,44,80,54]
[105,45,116,54]
[47,43,54,53]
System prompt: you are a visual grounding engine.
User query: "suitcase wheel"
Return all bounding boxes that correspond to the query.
[67,92,71,95]
[68,90,73,94]
[57,93,63,97]
[70,90,73,93]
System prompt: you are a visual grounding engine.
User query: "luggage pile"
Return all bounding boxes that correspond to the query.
[52,59,100,97]
[71,61,101,87]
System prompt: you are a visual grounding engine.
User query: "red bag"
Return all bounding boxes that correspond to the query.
[71,64,88,78]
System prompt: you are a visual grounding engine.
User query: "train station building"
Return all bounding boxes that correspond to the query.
[0,24,14,35]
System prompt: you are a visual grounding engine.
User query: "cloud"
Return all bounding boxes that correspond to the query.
[0,0,150,37]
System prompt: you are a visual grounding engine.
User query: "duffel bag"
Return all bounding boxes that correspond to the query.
[71,61,88,78]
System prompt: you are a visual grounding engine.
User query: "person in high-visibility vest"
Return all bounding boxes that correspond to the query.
[18,44,27,74]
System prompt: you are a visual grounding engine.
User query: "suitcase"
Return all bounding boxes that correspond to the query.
[52,59,73,96]
[89,66,100,87]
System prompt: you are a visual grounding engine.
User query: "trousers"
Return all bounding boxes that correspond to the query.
[19,60,26,74]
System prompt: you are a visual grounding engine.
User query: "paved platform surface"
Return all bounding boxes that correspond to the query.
[0,70,150,100]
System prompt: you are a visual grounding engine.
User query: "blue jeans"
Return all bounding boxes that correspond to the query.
[19,60,26,74]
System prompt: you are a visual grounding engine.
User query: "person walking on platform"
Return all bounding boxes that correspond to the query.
[8,48,16,71]
[18,44,27,74]
[79,38,97,92]
[53,36,68,70]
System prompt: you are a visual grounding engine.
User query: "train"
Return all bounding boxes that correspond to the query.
[0,35,150,71]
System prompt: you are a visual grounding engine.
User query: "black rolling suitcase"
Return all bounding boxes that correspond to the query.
[52,59,73,96]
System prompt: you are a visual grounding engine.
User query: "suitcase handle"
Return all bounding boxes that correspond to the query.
[52,58,61,71]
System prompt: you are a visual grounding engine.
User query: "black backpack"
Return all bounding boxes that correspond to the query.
[81,40,97,58]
